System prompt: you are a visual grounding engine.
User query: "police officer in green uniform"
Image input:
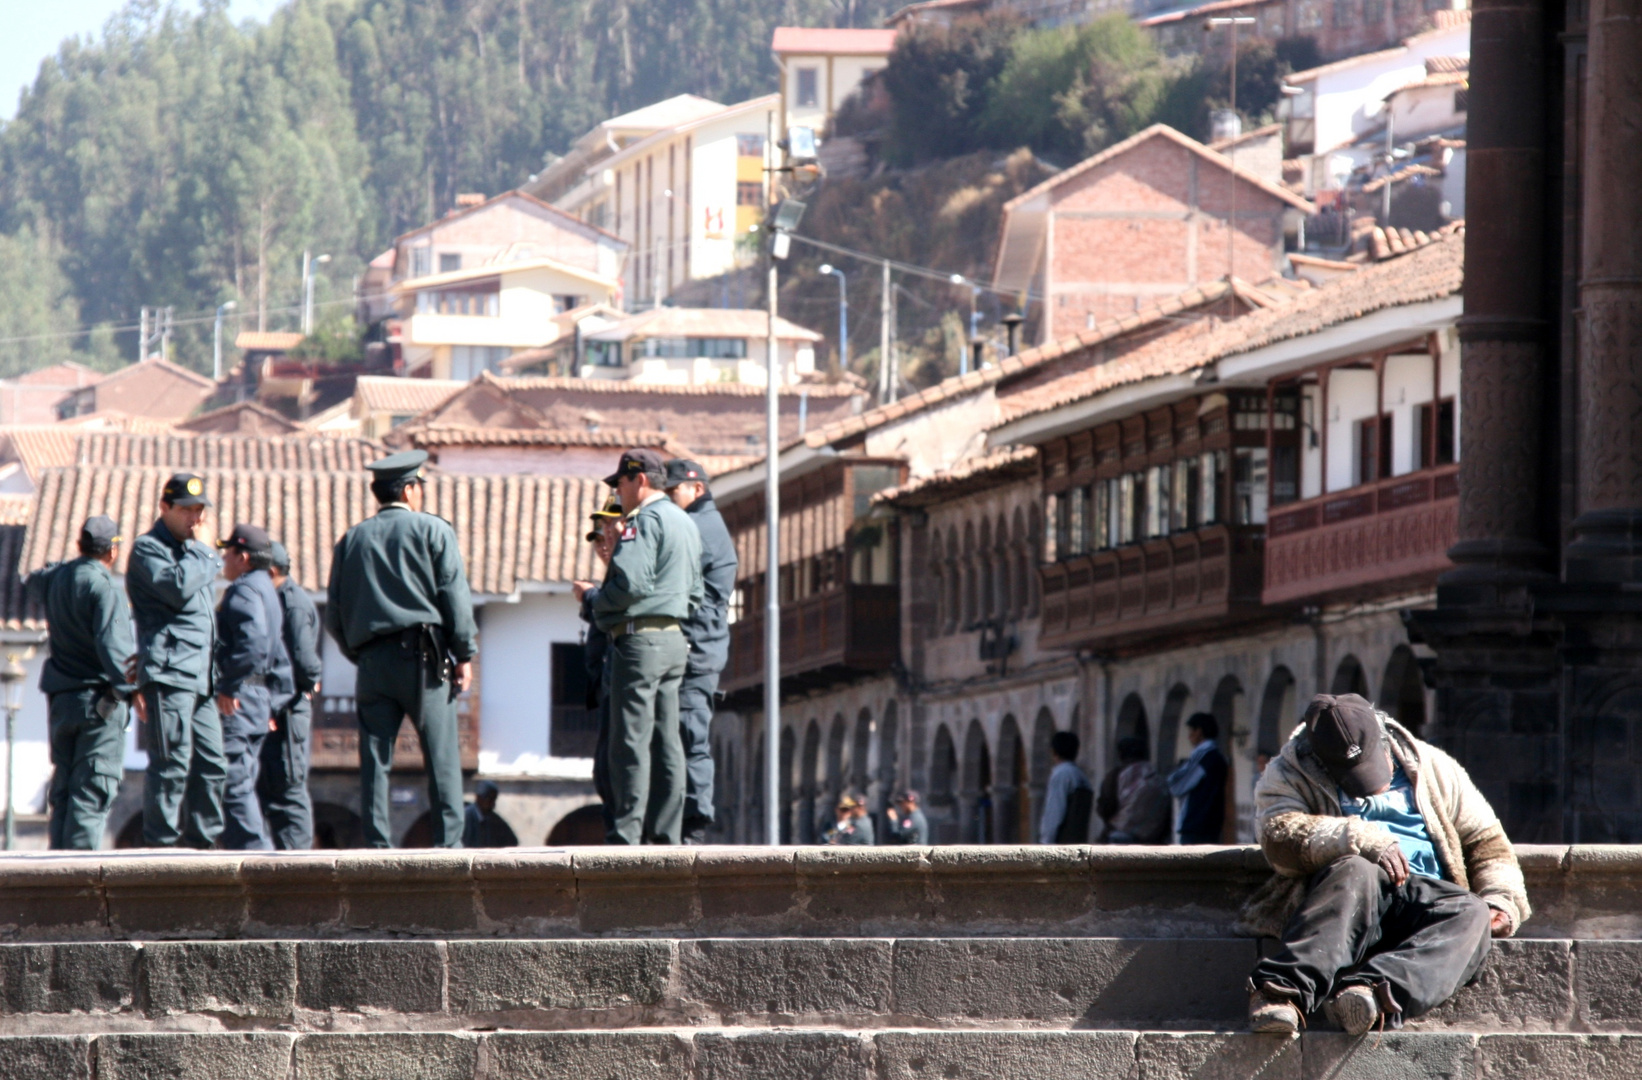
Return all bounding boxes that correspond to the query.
[127,473,228,848]
[573,449,702,845]
[326,450,477,848]
[25,516,137,849]
[259,541,322,849]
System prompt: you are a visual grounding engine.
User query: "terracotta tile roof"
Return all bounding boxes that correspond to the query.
[1368,220,1463,259]
[0,426,81,483]
[585,308,824,343]
[491,372,859,399]
[175,400,302,436]
[1424,55,1469,74]
[74,431,387,472]
[404,426,686,453]
[351,376,467,418]
[1430,9,1471,29]
[94,357,216,391]
[696,454,760,478]
[874,446,1038,508]
[796,279,1243,451]
[0,495,32,526]
[1002,125,1315,217]
[234,332,305,352]
[771,27,897,54]
[60,411,178,435]
[23,466,607,596]
[0,524,44,631]
[995,229,1464,427]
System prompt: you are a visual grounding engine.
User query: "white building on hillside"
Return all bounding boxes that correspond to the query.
[580,308,822,386]
[771,27,898,135]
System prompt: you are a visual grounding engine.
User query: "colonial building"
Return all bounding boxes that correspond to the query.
[708,232,1462,847]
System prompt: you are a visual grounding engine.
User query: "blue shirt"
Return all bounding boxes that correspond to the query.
[1339,765,1441,879]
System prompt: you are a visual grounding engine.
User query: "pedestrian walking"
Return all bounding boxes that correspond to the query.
[824,793,876,845]
[1095,736,1171,844]
[1039,730,1095,843]
[884,790,929,845]
[127,473,227,848]
[581,497,625,833]
[463,780,519,847]
[663,458,738,844]
[259,541,322,850]
[326,450,477,848]
[1169,712,1229,844]
[25,516,136,849]
[1245,694,1526,1035]
[213,524,293,851]
[572,448,703,846]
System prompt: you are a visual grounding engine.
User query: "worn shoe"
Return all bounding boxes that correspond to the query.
[1249,984,1304,1035]
[1325,985,1379,1036]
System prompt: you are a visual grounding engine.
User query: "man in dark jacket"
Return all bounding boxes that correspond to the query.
[26,516,137,849]
[664,459,738,844]
[327,451,478,848]
[259,541,322,850]
[214,524,293,851]
[1169,712,1230,844]
[884,790,930,845]
[581,498,624,832]
[127,472,227,848]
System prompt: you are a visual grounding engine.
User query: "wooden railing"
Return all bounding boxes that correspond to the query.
[1037,524,1264,651]
[1262,464,1458,605]
[313,692,480,771]
[721,584,899,694]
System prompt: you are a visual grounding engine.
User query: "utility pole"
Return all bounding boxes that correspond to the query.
[879,260,892,405]
[302,252,331,335]
[138,308,148,363]
[1208,16,1255,283]
[161,307,173,363]
[763,107,782,847]
[214,301,238,382]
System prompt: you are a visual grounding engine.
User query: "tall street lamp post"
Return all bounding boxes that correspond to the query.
[302,252,332,336]
[819,264,848,371]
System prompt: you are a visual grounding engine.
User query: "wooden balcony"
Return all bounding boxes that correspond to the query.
[313,693,480,771]
[1038,524,1265,652]
[721,584,900,695]
[1263,464,1458,605]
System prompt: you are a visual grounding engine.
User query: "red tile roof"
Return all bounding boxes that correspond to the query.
[22,466,607,596]
[771,27,898,54]
[74,430,387,472]
[995,229,1464,426]
[351,376,467,418]
[874,446,1038,508]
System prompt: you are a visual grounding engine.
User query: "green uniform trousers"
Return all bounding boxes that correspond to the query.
[355,637,464,848]
[47,690,126,850]
[141,686,226,848]
[606,628,687,845]
[258,699,313,850]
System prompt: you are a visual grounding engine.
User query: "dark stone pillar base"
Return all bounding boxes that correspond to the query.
[1566,509,1642,583]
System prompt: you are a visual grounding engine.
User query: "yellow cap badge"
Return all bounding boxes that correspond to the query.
[186,478,203,496]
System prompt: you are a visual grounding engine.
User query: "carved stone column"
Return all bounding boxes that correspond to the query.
[1568,0,1642,582]
[1447,0,1552,586]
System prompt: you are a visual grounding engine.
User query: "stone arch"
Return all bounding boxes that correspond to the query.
[1029,706,1057,826]
[962,521,978,628]
[1011,507,1029,619]
[546,804,606,845]
[929,723,959,843]
[852,708,874,794]
[1331,654,1369,697]
[1257,666,1299,757]
[978,518,995,623]
[1027,504,1043,615]
[994,714,1029,843]
[777,727,793,844]
[961,719,993,843]
[878,700,901,804]
[799,720,822,844]
[1158,683,1192,768]
[1210,675,1244,844]
[826,714,848,810]
[929,530,946,634]
[1116,692,1149,757]
[1379,646,1427,734]
[945,526,961,634]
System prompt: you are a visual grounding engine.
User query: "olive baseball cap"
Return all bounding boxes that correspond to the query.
[1304,693,1392,798]
[162,472,211,507]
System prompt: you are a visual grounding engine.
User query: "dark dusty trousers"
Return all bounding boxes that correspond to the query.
[258,700,314,850]
[606,629,687,845]
[141,685,226,848]
[47,690,125,850]
[679,671,719,825]
[220,723,271,851]
[355,638,464,849]
[1251,855,1493,1019]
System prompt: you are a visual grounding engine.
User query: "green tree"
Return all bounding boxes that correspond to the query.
[0,227,85,377]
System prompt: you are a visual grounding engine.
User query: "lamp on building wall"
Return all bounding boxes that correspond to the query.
[0,651,29,850]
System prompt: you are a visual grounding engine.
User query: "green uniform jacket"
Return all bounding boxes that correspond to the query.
[277,578,324,697]
[592,495,704,633]
[126,521,221,695]
[26,557,137,700]
[324,505,478,664]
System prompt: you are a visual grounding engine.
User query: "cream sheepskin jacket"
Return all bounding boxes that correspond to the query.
[1236,714,1530,939]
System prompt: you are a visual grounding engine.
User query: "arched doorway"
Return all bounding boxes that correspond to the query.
[799,720,822,844]
[778,727,794,844]
[852,709,874,795]
[1029,707,1056,828]
[545,804,606,845]
[313,801,365,849]
[961,719,993,843]
[929,724,959,844]
[1256,667,1298,758]
[1116,693,1149,759]
[1332,655,1369,697]
[994,715,1029,843]
[1379,646,1427,734]
[1210,675,1244,844]
[1158,684,1191,769]
[878,701,900,802]
[825,714,848,808]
